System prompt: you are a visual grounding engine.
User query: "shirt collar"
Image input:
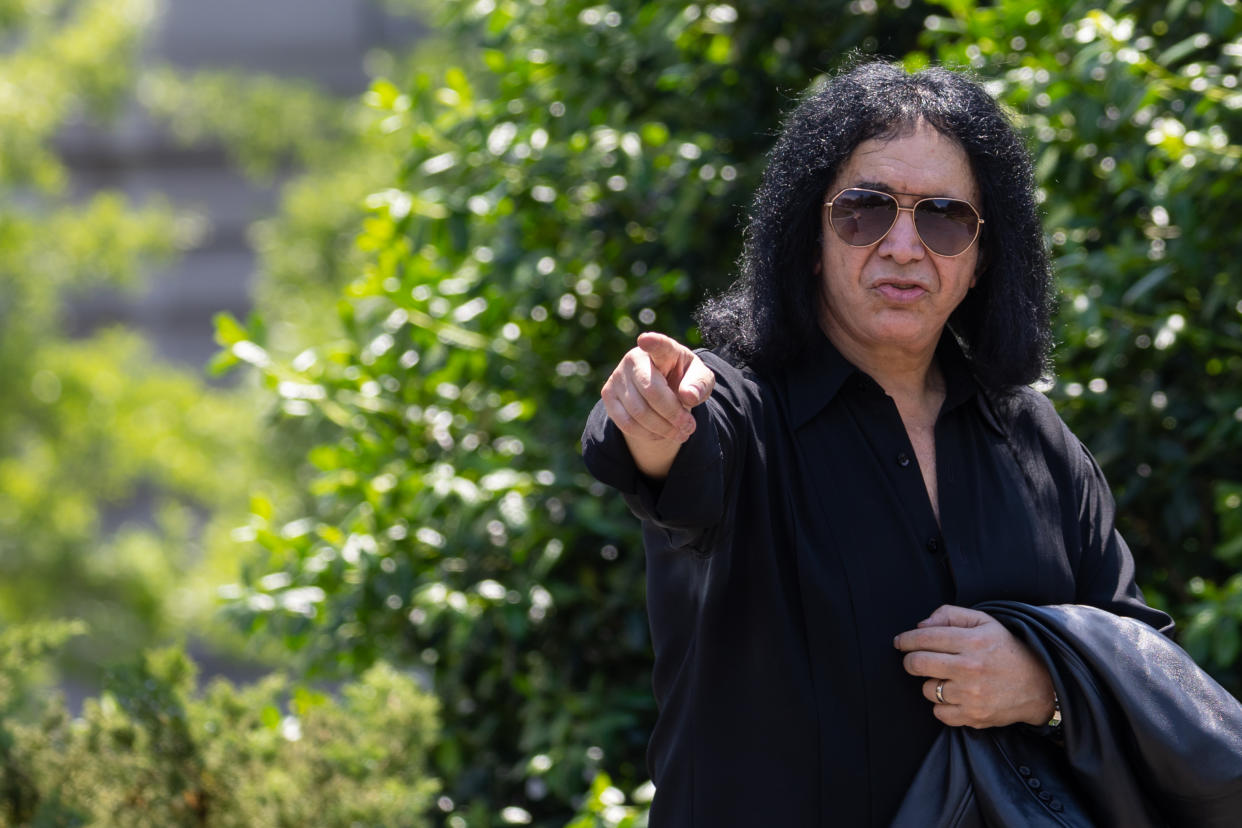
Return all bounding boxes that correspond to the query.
[782,333,857,429]
[780,330,1006,438]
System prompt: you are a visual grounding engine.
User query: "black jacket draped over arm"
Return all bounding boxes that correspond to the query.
[892,601,1242,828]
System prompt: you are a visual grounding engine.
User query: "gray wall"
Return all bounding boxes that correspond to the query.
[61,0,422,368]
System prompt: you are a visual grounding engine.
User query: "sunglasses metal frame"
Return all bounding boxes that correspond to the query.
[823,187,984,258]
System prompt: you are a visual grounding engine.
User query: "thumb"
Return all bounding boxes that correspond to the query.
[917,604,990,629]
[676,354,715,408]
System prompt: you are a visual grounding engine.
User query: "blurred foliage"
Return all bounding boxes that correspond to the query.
[220,0,1242,823]
[1,0,452,822]
[565,773,651,828]
[0,330,262,664]
[134,56,418,358]
[140,68,355,178]
[14,0,1216,825]
[0,622,439,827]
[0,0,271,673]
[0,0,400,683]
[0,0,155,190]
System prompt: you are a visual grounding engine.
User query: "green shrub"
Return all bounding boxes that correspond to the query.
[0,623,439,827]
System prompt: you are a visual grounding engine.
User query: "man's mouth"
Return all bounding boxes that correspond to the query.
[873,281,929,301]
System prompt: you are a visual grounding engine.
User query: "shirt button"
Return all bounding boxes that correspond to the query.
[1027,778,1041,790]
[1018,766,1031,777]
[926,537,940,554]
[1049,800,1063,813]
[1038,791,1052,802]
[896,452,911,467]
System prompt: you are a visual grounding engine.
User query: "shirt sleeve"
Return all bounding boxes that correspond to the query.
[1067,431,1175,635]
[580,350,748,552]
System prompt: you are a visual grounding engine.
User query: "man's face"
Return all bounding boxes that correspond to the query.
[817,121,982,362]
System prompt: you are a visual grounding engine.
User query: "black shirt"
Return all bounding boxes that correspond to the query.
[581,333,1171,828]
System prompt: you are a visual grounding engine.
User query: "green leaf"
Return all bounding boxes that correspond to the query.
[206,349,241,376]
[213,311,250,347]
[260,704,281,729]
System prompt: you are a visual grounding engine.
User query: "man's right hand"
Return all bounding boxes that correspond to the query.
[600,332,716,479]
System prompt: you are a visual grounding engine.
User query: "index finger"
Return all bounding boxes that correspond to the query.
[623,346,691,425]
[893,626,973,654]
[636,332,691,375]
[916,605,992,629]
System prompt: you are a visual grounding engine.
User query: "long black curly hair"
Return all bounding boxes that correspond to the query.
[695,59,1054,390]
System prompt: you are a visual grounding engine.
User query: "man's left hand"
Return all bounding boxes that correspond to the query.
[893,604,1056,729]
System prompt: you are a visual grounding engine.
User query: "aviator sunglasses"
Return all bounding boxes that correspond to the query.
[824,187,984,258]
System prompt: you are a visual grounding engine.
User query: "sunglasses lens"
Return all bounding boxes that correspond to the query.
[830,189,897,246]
[914,198,980,256]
